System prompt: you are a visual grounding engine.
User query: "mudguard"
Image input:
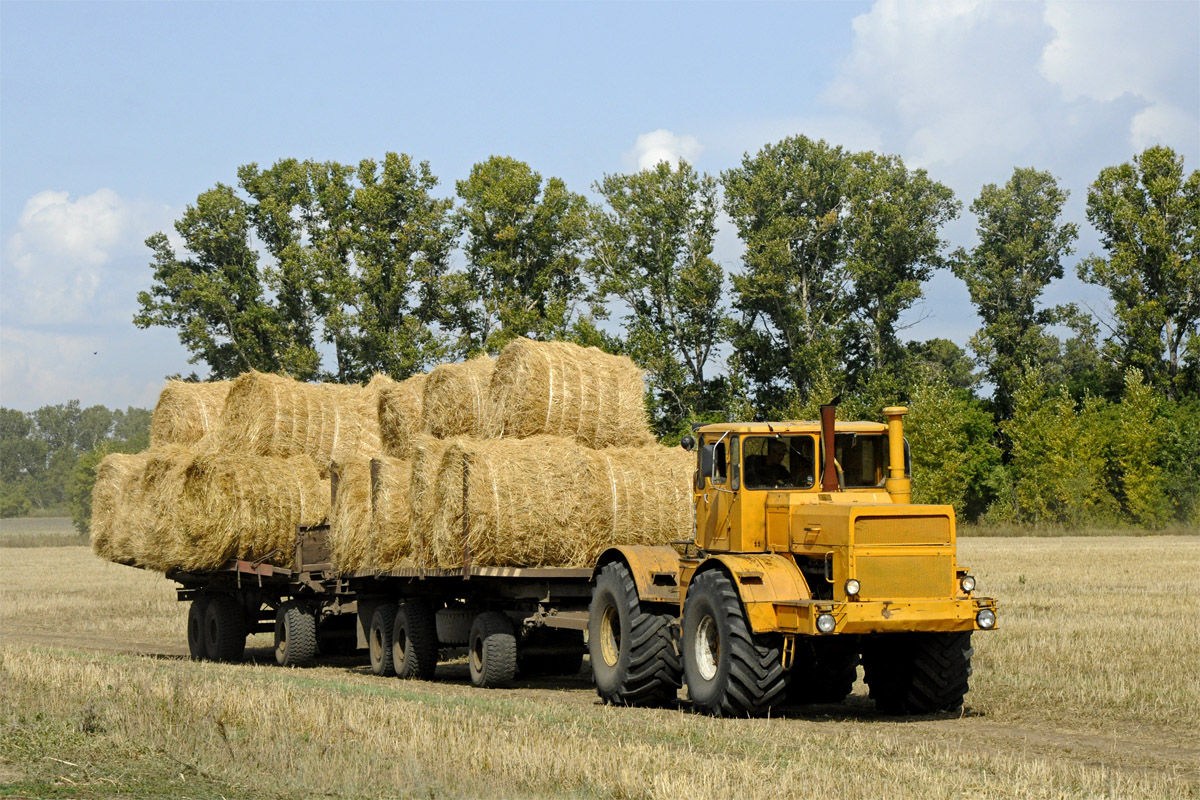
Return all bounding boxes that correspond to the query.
[689,553,812,635]
[595,545,681,605]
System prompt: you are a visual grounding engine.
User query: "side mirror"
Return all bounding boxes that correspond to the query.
[680,435,695,452]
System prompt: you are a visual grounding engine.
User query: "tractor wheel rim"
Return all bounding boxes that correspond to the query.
[695,614,719,681]
[600,604,621,667]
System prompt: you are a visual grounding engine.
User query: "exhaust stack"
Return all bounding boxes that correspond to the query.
[820,403,839,492]
[883,406,911,504]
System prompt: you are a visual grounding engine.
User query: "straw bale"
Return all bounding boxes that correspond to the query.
[421,356,494,438]
[487,338,653,448]
[90,452,152,563]
[219,371,382,465]
[149,380,231,447]
[379,373,428,458]
[328,459,372,574]
[582,446,693,561]
[369,457,414,571]
[171,453,329,572]
[126,444,196,571]
[408,435,451,566]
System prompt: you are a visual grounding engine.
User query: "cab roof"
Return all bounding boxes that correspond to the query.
[695,420,888,435]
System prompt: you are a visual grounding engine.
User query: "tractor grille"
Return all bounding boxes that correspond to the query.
[854,554,953,599]
[854,514,951,546]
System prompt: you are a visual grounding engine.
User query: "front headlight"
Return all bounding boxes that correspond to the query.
[844,579,860,597]
[977,609,996,629]
[961,575,976,593]
[816,613,837,634]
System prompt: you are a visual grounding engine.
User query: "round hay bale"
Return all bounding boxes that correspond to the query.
[487,338,652,448]
[219,371,382,465]
[329,459,372,574]
[369,457,414,571]
[172,453,329,572]
[90,452,152,563]
[126,444,195,572]
[582,446,694,562]
[421,356,494,438]
[379,373,428,458]
[149,380,231,447]
[408,435,451,567]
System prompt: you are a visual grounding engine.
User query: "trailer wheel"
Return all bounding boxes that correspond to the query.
[862,632,973,715]
[204,595,248,662]
[187,596,211,660]
[588,561,681,706]
[682,570,788,717]
[393,599,438,680]
[787,637,860,705]
[369,604,397,676]
[275,603,317,667]
[468,611,516,688]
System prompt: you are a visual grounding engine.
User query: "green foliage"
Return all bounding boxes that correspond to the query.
[1114,370,1171,528]
[1159,397,1200,526]
[592,160,726,434]
[951,167,1079,419]
[1079,145,1200,400]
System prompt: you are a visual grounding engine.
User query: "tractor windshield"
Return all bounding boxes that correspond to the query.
[743,435,816,490]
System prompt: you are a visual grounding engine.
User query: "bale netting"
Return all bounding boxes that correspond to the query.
[583,446,693,562]
[149,380,231,447]
[369,457,414,571]
[90,452,152,564]
[408,435,452,566]
[219,371,382,465]
[379,373,428,458]
[170,453,329,573]
[329,459,372,574]
[421,356,494,438]
[487,338,653,448]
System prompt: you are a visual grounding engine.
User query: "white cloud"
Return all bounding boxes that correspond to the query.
[625,129,704,170]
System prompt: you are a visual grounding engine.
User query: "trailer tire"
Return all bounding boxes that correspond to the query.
[468,611,516,688]
[682,569,788,717]
[369,604,397,676]
[393,599,438,680]
[275,603,317,667]
[204,595,248,662]
[862,632,973,715]
[187,596,211,660]
[588,561,681,706]
[787,637,860,704]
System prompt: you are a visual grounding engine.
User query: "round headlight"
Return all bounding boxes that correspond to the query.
[977,609,996,629]
[816,613,837,634]
[844,579,860,597]
[961,575,976,593]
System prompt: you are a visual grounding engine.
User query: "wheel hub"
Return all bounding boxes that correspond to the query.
[695,614,719,681]
[599,604,621,667]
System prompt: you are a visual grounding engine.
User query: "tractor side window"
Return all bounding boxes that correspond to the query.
[834,434,889,487]
[712,441,727,485]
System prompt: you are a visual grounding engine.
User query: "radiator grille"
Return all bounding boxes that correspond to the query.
[854,514,951,546]
[854,554,953,599]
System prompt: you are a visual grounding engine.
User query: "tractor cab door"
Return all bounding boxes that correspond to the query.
[695,433,739,551]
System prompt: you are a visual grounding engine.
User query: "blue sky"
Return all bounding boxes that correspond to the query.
[2,0,1197,411]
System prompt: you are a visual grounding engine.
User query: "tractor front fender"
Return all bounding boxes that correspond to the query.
[687,553,812,635]
[594,545,682,606]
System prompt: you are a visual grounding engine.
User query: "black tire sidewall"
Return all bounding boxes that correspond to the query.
[587,570,630,695]
[188,596,210,660]
[682,574,732,710]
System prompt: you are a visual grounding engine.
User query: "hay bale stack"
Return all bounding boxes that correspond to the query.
[369,457,414,571]
[421,356,494,438]
[379,373,428,458]
[487,338,652,448]
[583,446,693,561]
[328,460,372,574]
[171,453,329,572]
[149,380,231,447]
[219,371,382,465]
[408,435,451,565]
[90,452,153,563]
[127,445,196,571]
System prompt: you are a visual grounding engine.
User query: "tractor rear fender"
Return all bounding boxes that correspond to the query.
[594,546,682,606]
[687,553,813,635]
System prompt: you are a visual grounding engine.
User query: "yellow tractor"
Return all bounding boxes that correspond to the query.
[588,404,998,716]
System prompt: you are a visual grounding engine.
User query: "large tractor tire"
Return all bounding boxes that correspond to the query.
[468,611,517,688]
[369,604,397,677]
[187,596,211,660]
[275,603,317,667]
[861,632,973,715]
[588,561,681,707]
[681,569,788,717]
[204,594,248,662]
[786,636,860,705]
[392,599,438,680]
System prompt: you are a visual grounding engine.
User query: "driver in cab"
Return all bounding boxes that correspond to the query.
[747,439,791,487]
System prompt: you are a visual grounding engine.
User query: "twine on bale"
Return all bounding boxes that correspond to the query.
[328,459,373,574]
[408,435,452,567]
[487,338,653,448]
[421,356,495,438]
[90,452,153,564]
[150,381,231,447]
[369,457,414,571]
[378,373,428,458]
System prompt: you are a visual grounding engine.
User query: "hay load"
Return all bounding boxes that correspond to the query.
[584,446,693,558]
[150,380,231,446]
[90,452,153,563]
[487,338,653,448]
[219,371,382,465]
[407,435,451,564]
[421,356,494,438]
[378,373,428,458]
[328,459,372,574]
[369,457,414,571]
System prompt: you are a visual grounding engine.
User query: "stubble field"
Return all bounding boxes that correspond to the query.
[0,519,1197,799]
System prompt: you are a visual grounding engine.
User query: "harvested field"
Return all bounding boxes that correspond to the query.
[421,355,494,438]
[488,338,653,448]
[0,535,1196,799]
[149,379,230,446]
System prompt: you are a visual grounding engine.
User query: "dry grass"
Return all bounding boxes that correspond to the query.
[421,355,494,438]
[0,537,1197,799]
[488,338,654,448]
[149,380,230,447]
[0,517,84,548]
